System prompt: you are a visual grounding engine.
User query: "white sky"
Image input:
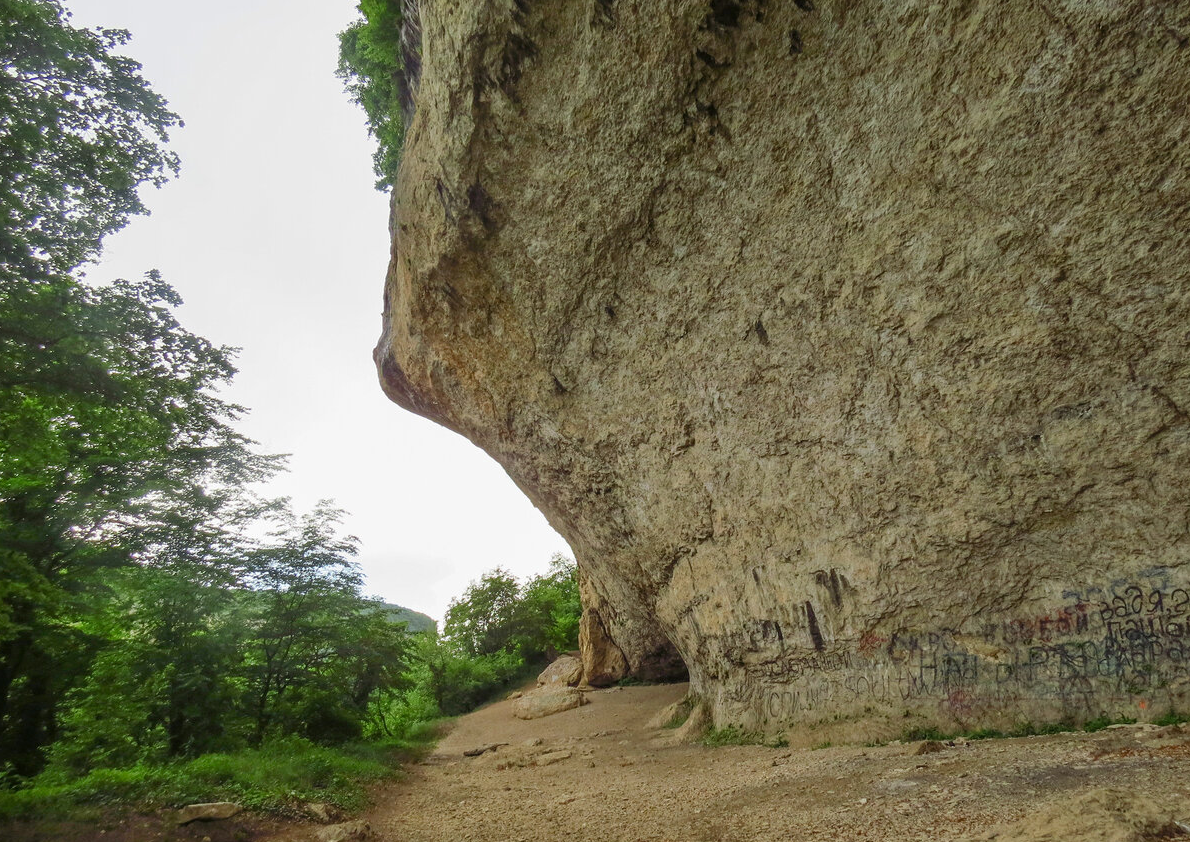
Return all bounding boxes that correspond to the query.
[66,0,572,622]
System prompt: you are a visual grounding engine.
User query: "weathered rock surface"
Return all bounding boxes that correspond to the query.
[511,686,588,720]
[377,0,1190,733]
[304,802,341,825]
[537,654,584,687]
[312,820,371,842]
[175,802,242,825]
[967,788,1189,842]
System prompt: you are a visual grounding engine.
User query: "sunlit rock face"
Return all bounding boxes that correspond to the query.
[376,0,1190,734]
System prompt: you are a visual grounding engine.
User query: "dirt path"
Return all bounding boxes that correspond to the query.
[363,684,1190,842]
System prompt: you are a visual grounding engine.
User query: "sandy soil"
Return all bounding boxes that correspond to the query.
[364,684,1190,842]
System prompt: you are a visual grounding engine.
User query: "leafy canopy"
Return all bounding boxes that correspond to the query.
[337,0,408,189]
[0,0,181,279]
[0,0,428,788]
[0,271,280,775]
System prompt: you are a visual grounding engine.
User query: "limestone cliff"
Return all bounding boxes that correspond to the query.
[376,0,1190,733]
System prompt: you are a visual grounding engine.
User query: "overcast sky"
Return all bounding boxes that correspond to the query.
[66,0,572,621]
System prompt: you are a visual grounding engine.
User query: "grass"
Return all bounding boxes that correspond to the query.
[1154,710,1190,727]
[1081,715,1137,733]
[902,714,1147,745]
[614,676,657,687]
[0,729,441,821]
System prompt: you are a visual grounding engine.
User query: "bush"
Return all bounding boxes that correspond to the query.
[0,735,431,820]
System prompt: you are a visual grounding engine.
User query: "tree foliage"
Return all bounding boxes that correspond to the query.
[0,1,413,778]
[44,501,416,774]
[0,271,279,775]
[0,0,580,803]
[442,556,579,663]
[404,556,581,716]
[337,0,409,189]
[0,0,181,280]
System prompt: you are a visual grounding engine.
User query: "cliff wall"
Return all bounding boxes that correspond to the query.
[376,0,1190,733]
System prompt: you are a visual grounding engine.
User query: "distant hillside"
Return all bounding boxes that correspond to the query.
[379,603,436,634]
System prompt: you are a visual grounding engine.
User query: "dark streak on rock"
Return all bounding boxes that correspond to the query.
[398,0,423,127]
[709,0,742,28]
[467,181,501,233]
[435,178,455,223]
[498,32,538,100]
[592,0,616,29]
[696,48,730,69]
[805,601,825,651]
[828,569,844,607]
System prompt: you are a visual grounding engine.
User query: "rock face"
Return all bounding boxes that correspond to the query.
[376,0,1190,733]
[537,653,584,687]
[511,686,588,720]
[175,802,242,825]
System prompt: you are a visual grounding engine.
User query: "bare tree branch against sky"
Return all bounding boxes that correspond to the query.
[64,0,571,620]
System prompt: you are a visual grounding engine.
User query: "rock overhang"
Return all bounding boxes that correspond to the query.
[376,0,1190,734]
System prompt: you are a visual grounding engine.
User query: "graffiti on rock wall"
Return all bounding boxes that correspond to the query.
[737,568,1190,723]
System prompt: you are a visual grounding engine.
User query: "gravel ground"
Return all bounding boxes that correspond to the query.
[363,684,1190,842]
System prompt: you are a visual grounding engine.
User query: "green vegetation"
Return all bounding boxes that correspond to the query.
[1153,710,1190,727]
[402,557,581,719]
[337,0,410,188]
[901,714,1146,744]
[380,603,436,634]
[0,0,180,281]
[0,734,438,819]
[902,726,950,743]
[1081,715,1136,733]
[0,0,580,820]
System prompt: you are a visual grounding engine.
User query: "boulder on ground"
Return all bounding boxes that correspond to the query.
[305,802,341,824]
[534,750,572,767]
[537,654,584,688]
[511,686,588,720]
[312,820,371,842]
[175,802,242,825]
[463,742,507,757]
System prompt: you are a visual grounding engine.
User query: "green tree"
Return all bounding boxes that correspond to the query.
[47,557,248,772]
[442,568,524,659]
[337,0,410,188]
[0,274,277,774]
[413,632,521,717]
[241,503,411,745]
[519,554,580,657]
[0,0,181,280]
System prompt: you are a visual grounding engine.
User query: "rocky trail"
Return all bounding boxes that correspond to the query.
[342,684,1190,842]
